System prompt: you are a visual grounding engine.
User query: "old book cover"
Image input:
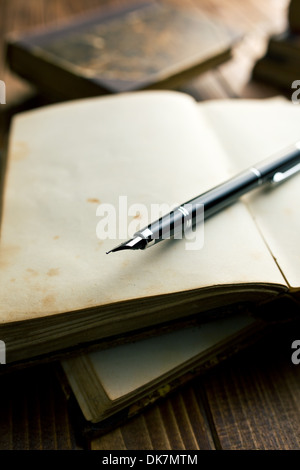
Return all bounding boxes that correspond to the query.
[288,0,300,33]
[252,29,300,91]
[5,2,237,99]
[267,31,300,61]
[252,54,300,91]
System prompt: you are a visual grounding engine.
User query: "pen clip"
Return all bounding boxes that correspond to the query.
[271,162,300,185]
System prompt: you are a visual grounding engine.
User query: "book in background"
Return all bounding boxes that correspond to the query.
[5,1,238,100]
[288,0,300,33]
[252,0,300,91]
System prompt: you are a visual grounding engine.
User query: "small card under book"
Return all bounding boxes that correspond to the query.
[6,1,237,99]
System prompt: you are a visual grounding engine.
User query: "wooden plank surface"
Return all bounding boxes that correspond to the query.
[91,385,217,450]
[203,322,300,450]
[1,0,300,451]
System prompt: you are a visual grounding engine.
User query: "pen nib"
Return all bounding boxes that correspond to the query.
[106,236,147,254]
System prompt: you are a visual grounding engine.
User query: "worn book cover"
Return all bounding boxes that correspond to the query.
[288,0,300,33]
[267,31,300,62]
[252,30,300,91]
[6,2,236,99]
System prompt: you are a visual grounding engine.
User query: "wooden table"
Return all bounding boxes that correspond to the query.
[1,0,300,451]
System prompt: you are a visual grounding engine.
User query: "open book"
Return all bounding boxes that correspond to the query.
[1,91,300,364]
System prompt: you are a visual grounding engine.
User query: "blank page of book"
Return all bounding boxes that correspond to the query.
[201,97,300,289]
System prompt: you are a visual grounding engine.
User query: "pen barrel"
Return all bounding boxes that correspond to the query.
[134,142,300,248]
[135,207,196,245]
[148,205,200,241]
[136,169,260,246]
[255,143,300,181]
[187,168,260,220]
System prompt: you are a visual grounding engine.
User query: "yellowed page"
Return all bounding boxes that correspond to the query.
[0,91,285,324]
[201,98,300,289]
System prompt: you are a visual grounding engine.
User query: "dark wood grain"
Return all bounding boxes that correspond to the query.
[91,383,216,450]
[0,0,298,451]
[203,321,300,450]
[0,365,79,450]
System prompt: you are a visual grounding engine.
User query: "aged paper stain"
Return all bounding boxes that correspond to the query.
[26,268,39,277]
[47,268,60,277]
[87,198,100,204]
[11,141,30,160]
[42,294,56,308]
[0,245,21,269]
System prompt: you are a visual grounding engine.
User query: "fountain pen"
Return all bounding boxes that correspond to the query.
[107,142,300,253]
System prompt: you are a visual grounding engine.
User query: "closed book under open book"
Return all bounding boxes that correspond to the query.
[1,91,300,364]
[59,312,264,442]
